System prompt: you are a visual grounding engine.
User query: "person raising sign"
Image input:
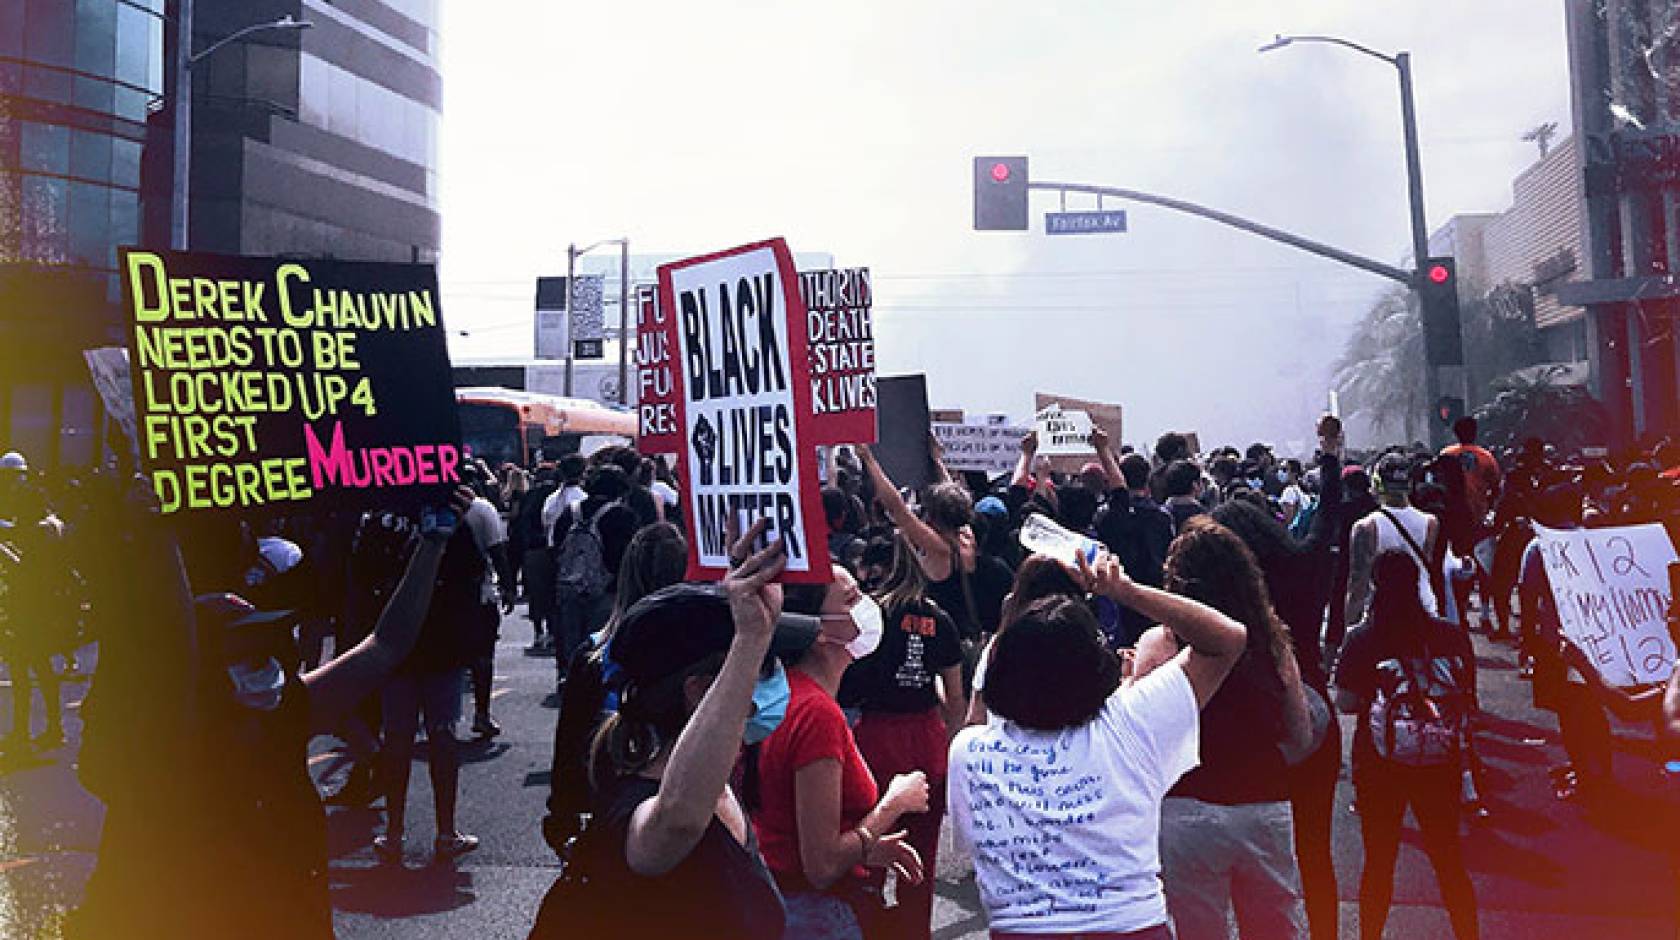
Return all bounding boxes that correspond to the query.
[855,445,985,645]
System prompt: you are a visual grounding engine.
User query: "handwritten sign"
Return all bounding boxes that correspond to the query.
[1034,403,1094,457]
[933,422,1028,474]
[121,249,461,515]
[1034,392,1122,472]
[651,239,832,583]
[800,267,876,444]
[1533,522,1679,687]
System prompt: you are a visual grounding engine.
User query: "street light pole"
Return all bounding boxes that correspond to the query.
[1262,33,1447,442]
[564,243,577,396]
[562,238,631,401]
[618,239,630,406]
[170,0,193,250]
[170,11,312,251]
[1396,52,1430,271]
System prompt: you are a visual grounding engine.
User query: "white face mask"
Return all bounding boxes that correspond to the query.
[227,658,285,712]
[844,596,884,660]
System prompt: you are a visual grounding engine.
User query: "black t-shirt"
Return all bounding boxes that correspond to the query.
[1334,616,1474,774]
[927,567,984,642]
[1166,498,1206,533]
[840,599,964,714]
[1168,652,1291,805]
[532,776,785,940]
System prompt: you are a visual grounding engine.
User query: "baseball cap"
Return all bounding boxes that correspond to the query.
[195,592,295,664]
[974,496,1008,519]
[195,593,294,632]
[609,583,821,687]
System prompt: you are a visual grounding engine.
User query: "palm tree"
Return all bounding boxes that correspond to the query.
[1333,285,1427,443]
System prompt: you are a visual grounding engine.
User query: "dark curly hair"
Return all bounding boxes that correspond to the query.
[1163,516,1292,742]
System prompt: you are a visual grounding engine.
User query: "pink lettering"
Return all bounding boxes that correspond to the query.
[438,445,461,483]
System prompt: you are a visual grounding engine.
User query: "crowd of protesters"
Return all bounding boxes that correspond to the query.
[3,407,1680,940]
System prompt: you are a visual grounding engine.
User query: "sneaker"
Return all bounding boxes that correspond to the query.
[373,834,404,865]
[434,832,480,862]
[472,715,501,739]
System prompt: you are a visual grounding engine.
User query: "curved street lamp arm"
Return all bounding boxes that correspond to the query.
[1272,34,1398,67]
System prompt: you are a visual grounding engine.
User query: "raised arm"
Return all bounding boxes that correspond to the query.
[1010,431,1038,489]
[858,444,952,581]
[303,489,469,731]
[928,432,954,485]
[1092,427,1125,492]
[626,537,786,876]
[1080,553,1246,707]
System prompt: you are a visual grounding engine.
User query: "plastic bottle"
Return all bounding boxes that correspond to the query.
[1017,513,1102,568]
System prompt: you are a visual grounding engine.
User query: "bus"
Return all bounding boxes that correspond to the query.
[454,387,637,467]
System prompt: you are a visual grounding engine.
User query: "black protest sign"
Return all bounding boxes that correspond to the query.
[121,249,462,515]
[875,374,933,492]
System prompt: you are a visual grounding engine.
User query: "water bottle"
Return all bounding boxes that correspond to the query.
[1018,513,1102,568]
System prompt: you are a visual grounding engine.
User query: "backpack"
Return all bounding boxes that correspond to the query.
[555,501,615,599]
[1367,652,1469,767]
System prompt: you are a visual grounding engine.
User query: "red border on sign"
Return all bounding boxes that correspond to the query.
[656,238,835,585]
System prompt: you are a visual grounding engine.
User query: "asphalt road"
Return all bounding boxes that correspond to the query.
[1,603,1676,939]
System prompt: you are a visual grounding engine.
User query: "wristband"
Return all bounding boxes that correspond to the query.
[854,825,875,867]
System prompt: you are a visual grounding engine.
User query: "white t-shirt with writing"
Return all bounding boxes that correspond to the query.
[948,659,1200,934]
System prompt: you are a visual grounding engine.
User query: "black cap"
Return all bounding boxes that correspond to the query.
[609,583,820,687]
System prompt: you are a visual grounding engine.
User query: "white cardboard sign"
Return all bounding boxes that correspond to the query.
[1034,403,1095,457]
[1533,522,1679,687]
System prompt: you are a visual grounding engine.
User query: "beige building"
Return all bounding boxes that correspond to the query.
[1430,135,1592,371]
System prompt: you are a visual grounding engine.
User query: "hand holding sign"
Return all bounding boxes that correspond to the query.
[1534,522,1680,687]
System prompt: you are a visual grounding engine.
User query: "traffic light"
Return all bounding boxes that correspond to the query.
[1417,257,1464,367]
[1436,395,1465,428]
[974,156,1028,230]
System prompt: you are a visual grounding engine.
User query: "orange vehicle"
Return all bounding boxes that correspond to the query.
[454,387,636,467]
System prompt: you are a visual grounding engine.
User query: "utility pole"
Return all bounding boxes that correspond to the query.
[563,243,577,397]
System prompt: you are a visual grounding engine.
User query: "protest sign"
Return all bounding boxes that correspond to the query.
[83,346,138,448]
[875,374,932,492]
[121,249,461,515]
[653,239,832,583]
[932,422,1027,474]
[1532,522,1679,687]
[1033,403,1095,457]
[1033,392,1123,471]
[634,283,681,449]
[800,266,876,445]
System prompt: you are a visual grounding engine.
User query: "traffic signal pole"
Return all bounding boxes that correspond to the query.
[1023,180,1412,285]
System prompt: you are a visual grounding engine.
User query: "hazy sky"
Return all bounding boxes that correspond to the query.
[437,1,1571,452]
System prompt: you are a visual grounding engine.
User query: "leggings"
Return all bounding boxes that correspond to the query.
[1354,762,1479,940]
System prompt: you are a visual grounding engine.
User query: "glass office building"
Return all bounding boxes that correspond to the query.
[0,0,440,470]
[0,0,166,468]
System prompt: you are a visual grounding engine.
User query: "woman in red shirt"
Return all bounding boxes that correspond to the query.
[749,563,930,939]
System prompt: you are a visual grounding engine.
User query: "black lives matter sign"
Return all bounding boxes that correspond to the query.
[121,249,461,514]
[647,240,833,583]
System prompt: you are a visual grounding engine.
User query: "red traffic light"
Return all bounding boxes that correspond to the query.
[990,161,1012,183]
[1427,264,1450,285]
